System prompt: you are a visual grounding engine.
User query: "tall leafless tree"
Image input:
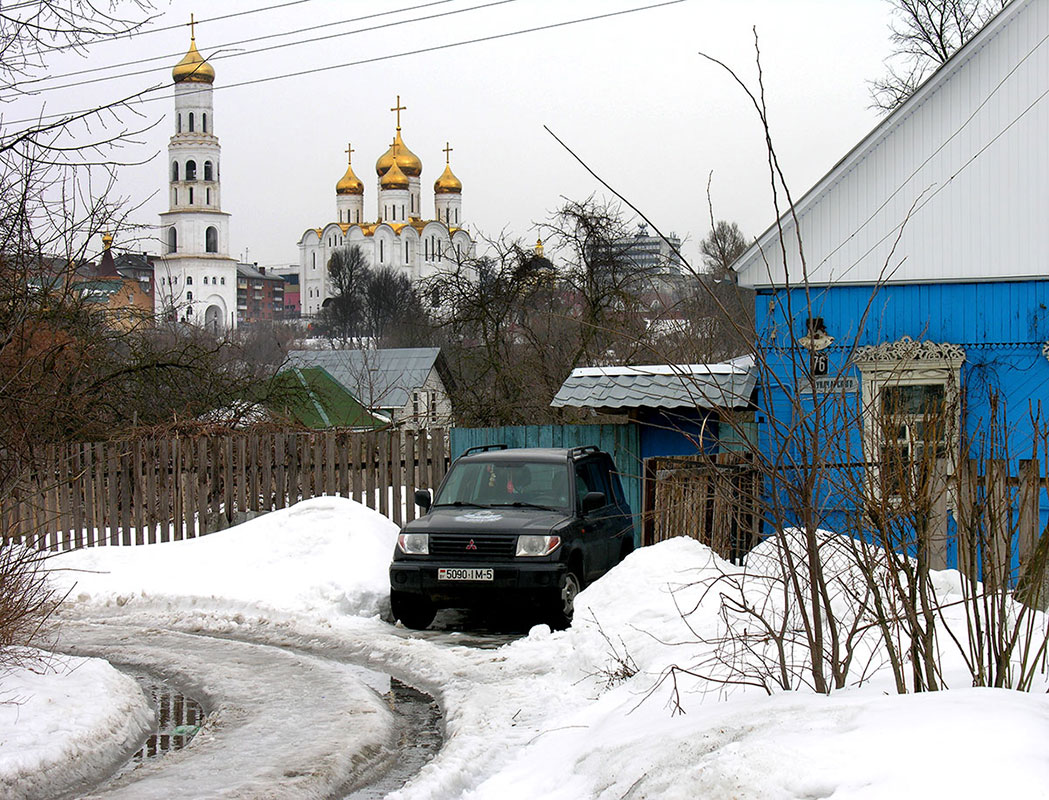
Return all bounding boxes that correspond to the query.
[871,0,1009,112]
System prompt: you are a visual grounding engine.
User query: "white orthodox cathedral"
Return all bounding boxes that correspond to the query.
[153,23,240,329]
[297,99,475,317]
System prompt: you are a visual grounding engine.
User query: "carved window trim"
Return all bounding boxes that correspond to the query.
[854,336,965,499]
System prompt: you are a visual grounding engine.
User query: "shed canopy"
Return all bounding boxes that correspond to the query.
[551,356,755,412]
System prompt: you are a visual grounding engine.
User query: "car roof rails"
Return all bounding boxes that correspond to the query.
[462,443,509,456]
[568,445,600,459]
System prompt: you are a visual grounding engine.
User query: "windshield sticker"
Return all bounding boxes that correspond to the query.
[455,510,504,523]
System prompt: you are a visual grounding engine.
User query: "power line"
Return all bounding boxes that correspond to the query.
[26,0,505,95]
[1,0,320,53]
[21,0,458,88]
[6,0,686,128]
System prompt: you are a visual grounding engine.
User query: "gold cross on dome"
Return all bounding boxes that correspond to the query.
[391,95,406,130]
[345,142,354,163]
[443,142,453,163]
[190,13,196,40]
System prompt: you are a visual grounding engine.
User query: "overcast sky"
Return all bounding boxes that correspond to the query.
[22,0,894,269]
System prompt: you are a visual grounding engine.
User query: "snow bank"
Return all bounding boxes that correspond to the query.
[50,496,399,619]
[0,650,153,800]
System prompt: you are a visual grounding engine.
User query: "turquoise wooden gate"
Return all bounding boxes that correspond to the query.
[449,424,642,544]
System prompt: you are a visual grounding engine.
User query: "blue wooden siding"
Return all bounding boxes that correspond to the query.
[754,279,1049,565]
[450,424,643,544]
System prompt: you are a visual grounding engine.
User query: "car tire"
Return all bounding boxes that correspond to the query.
[549,570,582,630]
[390,591,436,630]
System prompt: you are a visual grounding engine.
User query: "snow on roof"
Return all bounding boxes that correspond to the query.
[551,355,755,411]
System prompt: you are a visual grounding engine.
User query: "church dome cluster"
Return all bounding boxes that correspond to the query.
[298,95,474,317]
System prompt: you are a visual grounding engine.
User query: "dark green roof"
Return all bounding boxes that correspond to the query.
[271,367,388,430]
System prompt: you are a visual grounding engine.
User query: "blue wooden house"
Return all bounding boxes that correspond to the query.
[733,0,1049,565]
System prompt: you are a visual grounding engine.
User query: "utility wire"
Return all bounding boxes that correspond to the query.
[6,0,686,128]
[27,0,506,95]
[1,0,320,52]
[21,0,457,87]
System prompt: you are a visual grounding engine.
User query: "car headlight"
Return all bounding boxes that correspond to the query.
[516,535,561,557]
[397,533,429,555]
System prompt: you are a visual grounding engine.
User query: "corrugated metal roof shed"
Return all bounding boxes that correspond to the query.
[286,347,440,410]
[551,356,755,412]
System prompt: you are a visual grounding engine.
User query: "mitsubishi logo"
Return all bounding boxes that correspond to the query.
[466,539,478,550]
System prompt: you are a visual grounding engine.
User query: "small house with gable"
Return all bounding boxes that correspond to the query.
[733,0,1049,564]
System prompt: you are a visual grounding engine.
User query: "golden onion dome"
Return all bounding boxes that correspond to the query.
[380,158,409,190]
[172,23,215,85]
[336,147,364,196]
[434,162,462,194]
[375,131,422,178]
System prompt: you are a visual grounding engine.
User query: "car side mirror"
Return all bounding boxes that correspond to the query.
[581,491,605,516]
[415,489,432,512]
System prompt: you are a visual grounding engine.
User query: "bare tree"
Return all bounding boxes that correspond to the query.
[871,0,1008,112]
[318,245,371,344]
[700,220,749,280]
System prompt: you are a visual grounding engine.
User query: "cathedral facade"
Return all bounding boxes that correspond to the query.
[297,99,474,317]
[153,23,239,330]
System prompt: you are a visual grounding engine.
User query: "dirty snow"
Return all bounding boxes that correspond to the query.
[0,496,1046,798]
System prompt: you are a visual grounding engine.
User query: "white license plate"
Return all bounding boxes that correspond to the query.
[438,567,494,581]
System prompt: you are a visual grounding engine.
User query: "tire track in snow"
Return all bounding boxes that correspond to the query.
[53,620,398,800]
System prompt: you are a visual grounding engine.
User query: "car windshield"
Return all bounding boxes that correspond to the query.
[434,459,571,511]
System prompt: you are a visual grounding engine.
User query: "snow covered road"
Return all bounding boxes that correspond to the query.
[54,617,399,799]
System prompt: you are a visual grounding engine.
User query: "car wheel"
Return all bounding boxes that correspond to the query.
[549,570,582,630]
[390,591,436,630]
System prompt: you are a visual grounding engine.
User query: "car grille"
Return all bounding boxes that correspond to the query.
[429,533,515,560]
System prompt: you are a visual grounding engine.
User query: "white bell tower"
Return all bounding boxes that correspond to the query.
[155,17,239,330]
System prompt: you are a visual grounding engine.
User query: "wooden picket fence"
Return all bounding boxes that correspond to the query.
[1,429,449,550]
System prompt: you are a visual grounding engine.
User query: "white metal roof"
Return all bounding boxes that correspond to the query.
[735,0,1049,288]
[551,356,756,412]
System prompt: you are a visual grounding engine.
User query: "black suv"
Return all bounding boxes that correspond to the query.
[389,445,635,629]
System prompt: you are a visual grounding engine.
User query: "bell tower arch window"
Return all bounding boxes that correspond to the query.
[188,112,194,132]
[205,226,219,253]
[202,113,207,133]
[186,160,197,181]
[168,227,177,253]
[177,114,182,133]
[172,161,179,181]
[204,161,213,181]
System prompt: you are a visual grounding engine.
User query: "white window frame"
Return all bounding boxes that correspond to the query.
[855,336,965,501]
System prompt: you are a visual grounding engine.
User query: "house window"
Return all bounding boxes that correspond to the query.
[203,276,209,285]
[186,276,193,285]
[413,391,420,419]
[856,336,965,499]
[430,390,437,423]
[220,277,225,285]
[186,291,193,301]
